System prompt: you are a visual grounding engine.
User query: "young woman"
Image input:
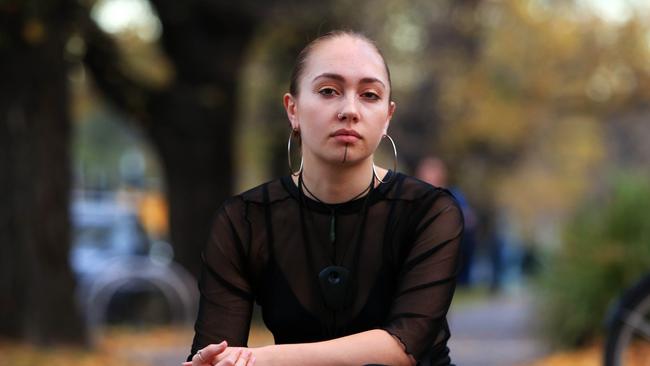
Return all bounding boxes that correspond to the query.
[184,30,463,366]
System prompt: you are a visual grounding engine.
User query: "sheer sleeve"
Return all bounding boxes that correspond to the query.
[381,189,463,362]
[188,197,254,359]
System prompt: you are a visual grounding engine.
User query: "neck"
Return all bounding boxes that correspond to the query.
[294,154,382,204]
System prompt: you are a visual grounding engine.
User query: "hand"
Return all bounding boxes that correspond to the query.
[212,347,256,366]
[182,342,256,366]
[183,342,227,366]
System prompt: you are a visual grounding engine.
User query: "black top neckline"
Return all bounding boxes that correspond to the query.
[280,170,398,214]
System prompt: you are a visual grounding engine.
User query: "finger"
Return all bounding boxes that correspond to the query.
[213,347,237,363]
[234,350,251,366]
[203,342,229,364]
[216,348,242,366]
[192,350,207,365]
[193,342,228,365]
[182,362,192,366]
[247,355,256,366]
[203,341,228,358]
[191,351,204,366]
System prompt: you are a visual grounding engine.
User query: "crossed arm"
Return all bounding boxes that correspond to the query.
[184,329,415,366]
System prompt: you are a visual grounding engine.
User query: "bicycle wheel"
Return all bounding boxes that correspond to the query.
[604,274,650,366]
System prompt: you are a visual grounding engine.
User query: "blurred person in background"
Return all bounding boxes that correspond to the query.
[416,157,478,288]
[185,30,464,366]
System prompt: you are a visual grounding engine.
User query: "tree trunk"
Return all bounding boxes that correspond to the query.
[84,1,258,278]
[0,3,87,344]
[148,88,236,278]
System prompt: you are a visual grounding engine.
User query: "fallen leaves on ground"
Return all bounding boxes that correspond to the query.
[0,326,194,366]
[529,340,650,366]
[0,323,276,366]
[528,344,602,366]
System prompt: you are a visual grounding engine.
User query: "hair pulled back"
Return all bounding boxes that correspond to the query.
[288,30,392,100]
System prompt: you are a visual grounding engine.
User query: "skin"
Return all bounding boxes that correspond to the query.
[183,35,414,366]
[285,34,396,203]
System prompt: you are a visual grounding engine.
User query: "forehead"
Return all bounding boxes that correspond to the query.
[302,36,388,85]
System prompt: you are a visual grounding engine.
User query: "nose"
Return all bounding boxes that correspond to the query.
[337,95,360,122]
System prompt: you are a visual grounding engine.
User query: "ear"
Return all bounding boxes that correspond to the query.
[283,93,299,130]
[383,101,396,135]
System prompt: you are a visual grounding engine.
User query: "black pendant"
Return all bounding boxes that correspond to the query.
[318,265,350,311]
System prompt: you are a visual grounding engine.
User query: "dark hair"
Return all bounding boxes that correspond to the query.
[288,30,392,101]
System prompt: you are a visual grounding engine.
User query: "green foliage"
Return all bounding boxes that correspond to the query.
[538,174,650,349]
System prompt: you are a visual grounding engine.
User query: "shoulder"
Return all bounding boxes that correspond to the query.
[233,177,292,205]
[390,175,464,241]
[213,177,291,215]
[387,173,459,207]
[212,177,294,225]
[386,174,464,230]
[208,178,289,244]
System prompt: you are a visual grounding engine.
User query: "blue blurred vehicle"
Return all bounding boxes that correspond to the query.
[69,192,197,333]
[70,197,150,281]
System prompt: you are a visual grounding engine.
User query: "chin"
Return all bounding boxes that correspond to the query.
[314,146,371,166]
[336,153,372,166]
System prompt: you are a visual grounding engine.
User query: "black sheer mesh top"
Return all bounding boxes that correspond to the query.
[189,171,463,365]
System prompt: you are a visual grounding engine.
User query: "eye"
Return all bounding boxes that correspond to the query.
[318,87,339,97]
[361,91,380,101]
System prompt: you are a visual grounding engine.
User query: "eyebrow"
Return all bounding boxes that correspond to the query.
[312,73,386,88]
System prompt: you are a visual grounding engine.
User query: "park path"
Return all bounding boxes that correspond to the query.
[125,345,189,366]
[447,289,550,366]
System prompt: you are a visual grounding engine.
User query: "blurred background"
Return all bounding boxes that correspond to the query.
[1,0,650,365]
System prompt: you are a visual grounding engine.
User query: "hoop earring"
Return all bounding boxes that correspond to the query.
[373,134,397,184]
[287,129,303,176]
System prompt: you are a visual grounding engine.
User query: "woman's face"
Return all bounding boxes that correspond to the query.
[284,35,396,169]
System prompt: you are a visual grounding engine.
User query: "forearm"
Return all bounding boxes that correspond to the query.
[253,329,415,366]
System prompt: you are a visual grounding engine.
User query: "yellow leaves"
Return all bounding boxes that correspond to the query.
[460,93,529,149]
[472,0,650,108]
[0,325,276,366]
[528,342,602,366]
[586,63,639,103]
[0,326,194,366]
[0,339,137,366]
[494,116,605,233]
[497,166,566,231]
[431,0,650,239]
[530,341,650,366]
[547,116,605,172]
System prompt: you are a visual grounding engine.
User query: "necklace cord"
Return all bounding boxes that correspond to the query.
[300,173,373,205]
[296,171,375,335]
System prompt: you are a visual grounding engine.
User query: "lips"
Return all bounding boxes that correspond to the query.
[332,129,362,144]
[332,129,362,138]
